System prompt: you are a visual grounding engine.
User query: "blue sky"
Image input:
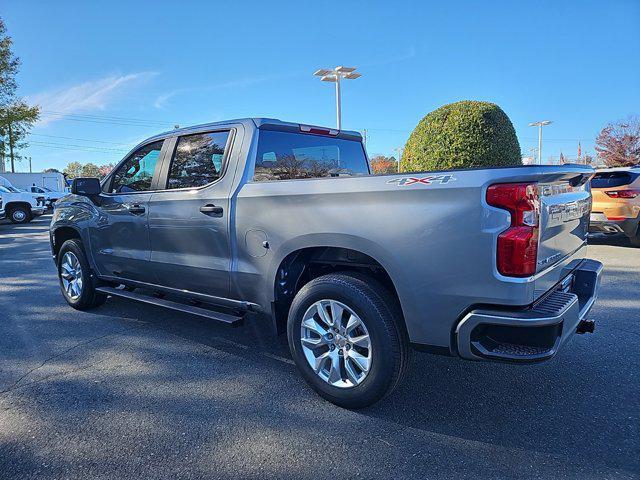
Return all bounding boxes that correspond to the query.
[3,0,640,172]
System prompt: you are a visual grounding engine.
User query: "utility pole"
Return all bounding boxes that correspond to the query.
[313,66,361,130]
[28,156,32,173]
[362,129,367,148]
[528,120,552,165]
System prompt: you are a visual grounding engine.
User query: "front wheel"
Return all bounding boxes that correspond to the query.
[57,239,106,309]
[287,273,410,409]
[8,206,31,224]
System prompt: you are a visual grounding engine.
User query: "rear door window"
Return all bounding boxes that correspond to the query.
[254,130,369,181]
[165,131,230,189]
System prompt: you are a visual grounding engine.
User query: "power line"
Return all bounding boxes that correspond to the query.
[40,110,178,126]
[29,141,129,153]
[30,133,137,146]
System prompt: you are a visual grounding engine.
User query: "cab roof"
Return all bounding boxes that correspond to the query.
[148,118,362,143]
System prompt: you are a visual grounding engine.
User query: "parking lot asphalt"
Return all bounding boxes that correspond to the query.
[0,215,638,479]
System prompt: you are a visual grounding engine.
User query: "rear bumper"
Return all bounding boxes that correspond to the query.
[589,215,639,237]
[455,259,603,363]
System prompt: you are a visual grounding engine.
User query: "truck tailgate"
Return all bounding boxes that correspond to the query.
[537,179,592,273]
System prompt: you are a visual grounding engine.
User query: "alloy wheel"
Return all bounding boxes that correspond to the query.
[60,251,83,300]
[300,299,372,388]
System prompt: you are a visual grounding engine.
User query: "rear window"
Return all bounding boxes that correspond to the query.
[253,130,369,181]
[591,171,639,188]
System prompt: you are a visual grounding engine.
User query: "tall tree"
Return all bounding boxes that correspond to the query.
[595,116,640,167]
[0,19,18,103]
[0,100,39,172]
[0,18,40,172]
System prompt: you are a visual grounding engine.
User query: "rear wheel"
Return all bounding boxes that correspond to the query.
[8,205,31,224]
[287,273,410,409]
[57,239,106,309]
[629,228,640,247]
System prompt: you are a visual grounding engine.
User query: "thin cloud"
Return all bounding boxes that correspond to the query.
[29,72,158,125]
[154,73,299,109]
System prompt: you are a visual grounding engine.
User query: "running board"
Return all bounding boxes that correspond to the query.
[96,286,244,326]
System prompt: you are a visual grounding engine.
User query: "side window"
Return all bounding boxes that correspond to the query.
[166,131,230,189]
[110,141,163,193]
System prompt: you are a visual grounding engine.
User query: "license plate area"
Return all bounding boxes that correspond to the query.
[590,213,607,222]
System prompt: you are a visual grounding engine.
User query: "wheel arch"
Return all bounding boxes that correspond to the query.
[51,225,82,260]
[5,201,32,212]
[269,236,409,337]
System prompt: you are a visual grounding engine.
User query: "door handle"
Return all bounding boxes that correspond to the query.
[128,204,146,215]
[200,204,223,215]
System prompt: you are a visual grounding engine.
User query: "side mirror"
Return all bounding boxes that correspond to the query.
[71,177,101,196]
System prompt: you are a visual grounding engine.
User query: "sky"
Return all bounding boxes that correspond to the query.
[2,0,639,172]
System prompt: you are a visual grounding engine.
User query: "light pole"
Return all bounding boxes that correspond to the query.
[528,120,552,164]
[394,147,404,173]
[314,66,361,130]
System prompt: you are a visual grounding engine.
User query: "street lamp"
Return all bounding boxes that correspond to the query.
[528,120,553,165]
[314,66,361,130]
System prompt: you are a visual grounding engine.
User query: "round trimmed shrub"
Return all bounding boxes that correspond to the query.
[401,101,522,172]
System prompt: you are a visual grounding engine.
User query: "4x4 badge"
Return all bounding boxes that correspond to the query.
[387,174,456,186]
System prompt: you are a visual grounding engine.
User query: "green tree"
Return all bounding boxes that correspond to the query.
[63,161,84,179]
[0,18,40,172]
[81,162,101,178]
[0,101,39,172]
[43,168,60,173]
[401,101,521,172]
[0,19,18,102]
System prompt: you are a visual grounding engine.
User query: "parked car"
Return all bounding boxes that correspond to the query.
[26,185,67,209]
[589,167,640,246]
[0,171,67,192]
[50,118,603,408]
[0,184,46,223]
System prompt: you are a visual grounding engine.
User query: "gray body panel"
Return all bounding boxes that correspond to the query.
[50,118,596,353]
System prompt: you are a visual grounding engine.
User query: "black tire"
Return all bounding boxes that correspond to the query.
[629,225,640,247]
[287,272,411,409]
[57,239,107,310]
[8,205,32,224]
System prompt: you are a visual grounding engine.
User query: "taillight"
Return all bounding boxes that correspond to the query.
[605,190,639,199]
[486,183,540,277]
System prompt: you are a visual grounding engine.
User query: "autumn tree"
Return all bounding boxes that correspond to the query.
[370,155,398,175]
[0,18,40,173]
[98,163,115,178]
[595,116,640,167]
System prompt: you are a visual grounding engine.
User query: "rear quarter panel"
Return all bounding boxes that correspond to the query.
[233,165,593,350]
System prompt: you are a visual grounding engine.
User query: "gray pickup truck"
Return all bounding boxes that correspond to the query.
[50,118,603,408]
